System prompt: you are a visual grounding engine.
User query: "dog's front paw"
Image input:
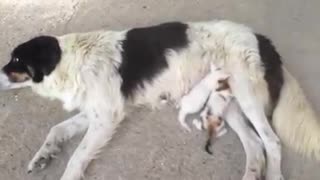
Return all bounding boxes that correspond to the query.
[27,143,61,173]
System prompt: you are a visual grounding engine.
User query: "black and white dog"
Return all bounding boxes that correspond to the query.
[1,20,319,180]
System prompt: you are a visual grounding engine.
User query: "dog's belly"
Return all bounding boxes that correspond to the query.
[131,51,213,108]
[132,50,270,114]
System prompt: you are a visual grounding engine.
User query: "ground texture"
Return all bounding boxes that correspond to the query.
[0,0,320,179]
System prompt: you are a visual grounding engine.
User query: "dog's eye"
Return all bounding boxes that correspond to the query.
[12,57,20,63]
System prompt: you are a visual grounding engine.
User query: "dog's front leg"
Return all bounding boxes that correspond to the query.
[28,112,89,173]
[60,101,125,180]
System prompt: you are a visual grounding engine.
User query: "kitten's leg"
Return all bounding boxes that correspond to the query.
[178,109,191,132]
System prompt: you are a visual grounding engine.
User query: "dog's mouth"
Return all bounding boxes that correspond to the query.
[0,71,31,90]
[7,72,31,83]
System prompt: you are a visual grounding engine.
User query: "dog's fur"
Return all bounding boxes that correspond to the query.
[178,63,229,131]
[1,20,319,180]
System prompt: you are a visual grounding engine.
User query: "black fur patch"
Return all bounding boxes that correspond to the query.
[119,22,189,98]
[3,36,61,83]
[255,34,284,111]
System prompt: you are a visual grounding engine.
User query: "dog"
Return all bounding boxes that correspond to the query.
[1,20,319,180]
[178,62,229,131]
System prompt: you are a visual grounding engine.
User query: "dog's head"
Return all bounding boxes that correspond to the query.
[0,36,61,90]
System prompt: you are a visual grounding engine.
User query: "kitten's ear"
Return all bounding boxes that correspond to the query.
[216,75,230,91]
[218,74,230,81]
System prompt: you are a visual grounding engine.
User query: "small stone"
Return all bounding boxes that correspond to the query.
[14,95,18,101]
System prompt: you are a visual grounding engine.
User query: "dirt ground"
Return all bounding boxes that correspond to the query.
[0,0,320,179]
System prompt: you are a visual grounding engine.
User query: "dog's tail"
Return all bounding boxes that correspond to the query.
[272,68,320,159]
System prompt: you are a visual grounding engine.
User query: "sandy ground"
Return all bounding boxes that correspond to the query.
[0,0,320,179]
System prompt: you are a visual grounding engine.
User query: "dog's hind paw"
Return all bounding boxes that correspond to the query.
[266,175,284,180]
[242,171,263,180]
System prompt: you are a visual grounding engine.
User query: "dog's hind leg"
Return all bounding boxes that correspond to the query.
[229,68,283,180]
[225,100,266,180]
[27,112,89,173]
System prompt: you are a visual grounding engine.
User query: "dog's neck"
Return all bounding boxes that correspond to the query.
[30,31,127,112]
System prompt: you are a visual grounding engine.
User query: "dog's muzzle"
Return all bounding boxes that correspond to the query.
[0,71,31,90]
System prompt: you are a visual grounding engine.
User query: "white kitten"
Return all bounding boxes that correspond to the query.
[178,63,229,131]
[200,88,233,154]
